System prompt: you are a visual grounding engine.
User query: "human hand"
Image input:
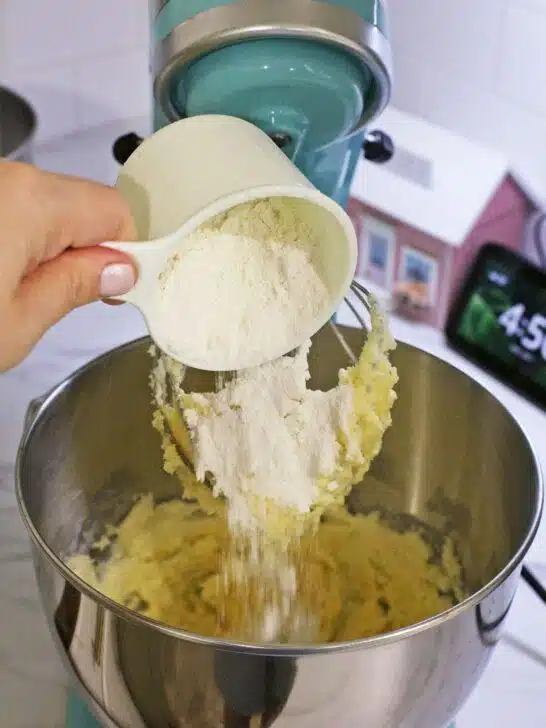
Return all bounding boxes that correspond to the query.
[0,161,137,371]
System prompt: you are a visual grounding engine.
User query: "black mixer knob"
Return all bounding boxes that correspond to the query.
[363,130,394,164]
[112,133,143,165]
[268,132,293,150]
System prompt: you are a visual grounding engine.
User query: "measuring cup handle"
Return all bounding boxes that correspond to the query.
[100,241,166,309]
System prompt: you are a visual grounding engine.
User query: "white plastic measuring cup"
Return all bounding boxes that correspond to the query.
[104,115,358,371]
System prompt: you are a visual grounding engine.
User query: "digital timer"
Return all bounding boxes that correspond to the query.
[446,243,546,410]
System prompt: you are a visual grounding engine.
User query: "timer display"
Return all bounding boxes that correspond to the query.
[446,243,546,408]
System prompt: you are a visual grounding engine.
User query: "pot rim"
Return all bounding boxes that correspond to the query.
[15,335,544,656]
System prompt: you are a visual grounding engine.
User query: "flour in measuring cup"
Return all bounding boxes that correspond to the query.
[153,198,330,370]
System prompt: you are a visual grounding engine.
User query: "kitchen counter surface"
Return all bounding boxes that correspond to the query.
[1,121,545,727]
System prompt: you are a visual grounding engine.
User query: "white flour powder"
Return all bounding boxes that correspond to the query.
[184,341,354,534]
[154,198,329,370]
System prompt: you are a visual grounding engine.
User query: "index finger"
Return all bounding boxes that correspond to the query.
[40,168,137,254]
[0,162,136,263]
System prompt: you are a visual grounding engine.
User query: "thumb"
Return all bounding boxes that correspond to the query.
[13,246,136,345]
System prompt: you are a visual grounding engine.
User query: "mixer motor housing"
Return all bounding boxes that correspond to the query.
[114,0,395,206]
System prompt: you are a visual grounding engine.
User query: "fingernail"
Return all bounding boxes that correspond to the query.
[99,263,135,298]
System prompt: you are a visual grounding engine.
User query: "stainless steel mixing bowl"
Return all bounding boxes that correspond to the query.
[16,325,542,728]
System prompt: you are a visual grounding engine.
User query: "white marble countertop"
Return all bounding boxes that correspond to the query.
[1,121,546,728]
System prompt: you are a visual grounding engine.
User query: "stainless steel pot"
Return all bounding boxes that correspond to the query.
[16,325,543,728]
[0,87,37,161]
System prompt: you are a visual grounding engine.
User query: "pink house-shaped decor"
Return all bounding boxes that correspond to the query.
[344,107,538,329]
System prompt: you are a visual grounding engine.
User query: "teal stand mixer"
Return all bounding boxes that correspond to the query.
[71,1,445,726]
[113,0,395,198]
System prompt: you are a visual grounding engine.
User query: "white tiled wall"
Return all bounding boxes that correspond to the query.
[389,0,546,198]
[1,0,151,143]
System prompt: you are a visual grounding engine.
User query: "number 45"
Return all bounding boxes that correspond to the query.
[498,305,546,353]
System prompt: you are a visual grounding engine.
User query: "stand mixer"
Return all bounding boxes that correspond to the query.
[87,4,387,724]
[28,2,535,727]
[113,0,395,193]
[69,2,447,726]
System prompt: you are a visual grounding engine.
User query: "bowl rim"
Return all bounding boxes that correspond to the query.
[14,334,544,656]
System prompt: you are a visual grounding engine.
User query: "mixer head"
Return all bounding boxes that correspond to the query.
[151,0,392,138]
[114,0,394,204]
